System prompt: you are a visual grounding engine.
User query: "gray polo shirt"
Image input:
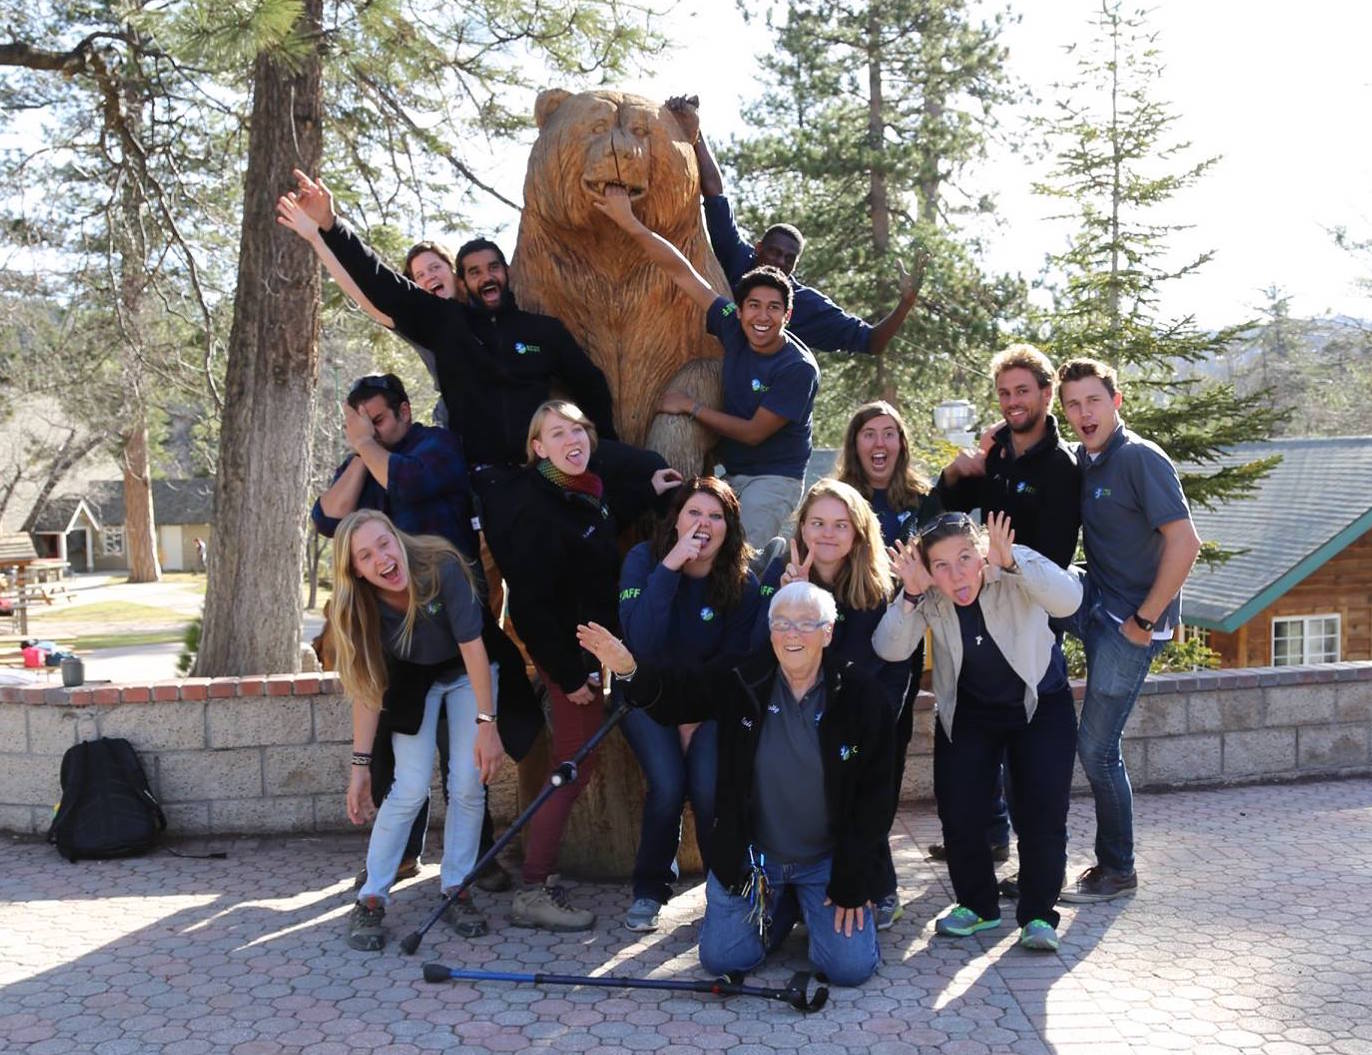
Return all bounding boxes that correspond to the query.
[752,676,832,865]
[1079,422,1191,632]
[378,559,484,665]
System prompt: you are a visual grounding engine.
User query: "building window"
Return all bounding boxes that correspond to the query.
[1272,614,1340,666]
[1182,625,1211,648]
[102,528,124,557]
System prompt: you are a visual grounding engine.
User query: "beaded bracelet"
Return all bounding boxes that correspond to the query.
[351,752,372,768]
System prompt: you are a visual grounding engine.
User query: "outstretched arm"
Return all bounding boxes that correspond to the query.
[594,186,718,314]
[276,192,394,329]
[667,96,724,198]
[866,254,926,357]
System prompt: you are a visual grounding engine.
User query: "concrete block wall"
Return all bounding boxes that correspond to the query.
[5,662,1372,837]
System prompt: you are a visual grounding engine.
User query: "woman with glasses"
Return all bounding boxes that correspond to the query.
[874,511,1082,952]
[333,510,504,952]
[834,401,943,930]
[576,580,894,988]
[481,400,681,932]
[616,477,762,933]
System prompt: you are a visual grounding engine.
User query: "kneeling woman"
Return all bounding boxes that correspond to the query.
[579,581,893,988]
[873,512,1082,951]
[334,510,504,951]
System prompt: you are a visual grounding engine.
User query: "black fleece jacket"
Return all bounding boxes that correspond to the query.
[624,650,896,908]
[319,219,617,467]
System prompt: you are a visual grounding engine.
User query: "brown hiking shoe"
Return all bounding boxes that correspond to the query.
[509,876,595,932]
[474,858,513,893]
[353,856,420,890]
[346,896,386,951]
[442,890,489,938]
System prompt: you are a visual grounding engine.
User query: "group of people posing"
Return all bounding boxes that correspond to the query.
[280,110,1200,988]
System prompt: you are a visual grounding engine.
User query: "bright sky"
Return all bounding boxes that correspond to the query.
[475,0,1372,329]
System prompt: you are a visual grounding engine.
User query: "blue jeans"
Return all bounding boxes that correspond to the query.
[698,857,880,988]
[1064,591,1165,874]
[621,709,717,904]
[360,667,497,902]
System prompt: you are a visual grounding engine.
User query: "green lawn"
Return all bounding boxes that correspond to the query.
[70,629,188,650]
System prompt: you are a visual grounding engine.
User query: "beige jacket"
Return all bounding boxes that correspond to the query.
[872,544,1083,740]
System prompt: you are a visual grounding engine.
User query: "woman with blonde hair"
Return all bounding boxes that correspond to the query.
[481,399,680,931]
[334,509,503,952]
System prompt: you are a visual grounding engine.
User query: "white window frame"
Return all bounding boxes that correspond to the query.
[1271,613,1341,666]
[102,527,125,557]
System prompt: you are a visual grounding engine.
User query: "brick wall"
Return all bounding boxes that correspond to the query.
[4,662,1372,837]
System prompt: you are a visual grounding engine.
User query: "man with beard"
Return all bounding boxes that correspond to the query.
[928,344,1081,879]
[277,171,618,496]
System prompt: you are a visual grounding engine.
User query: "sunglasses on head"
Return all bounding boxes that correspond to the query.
[916,511,977,539]
[348,374,404,401]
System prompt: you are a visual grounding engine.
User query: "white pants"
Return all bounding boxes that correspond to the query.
[359,664,498,900]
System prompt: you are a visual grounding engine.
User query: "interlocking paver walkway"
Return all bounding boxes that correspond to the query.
[4,778,1371,1054]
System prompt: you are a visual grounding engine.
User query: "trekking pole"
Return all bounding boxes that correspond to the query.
[422,963,829,1013]
[399,698,632,955]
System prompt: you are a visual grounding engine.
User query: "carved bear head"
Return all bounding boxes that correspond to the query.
[522,89,702,238]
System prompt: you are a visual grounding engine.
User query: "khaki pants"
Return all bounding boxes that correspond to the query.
[728,473,804,548]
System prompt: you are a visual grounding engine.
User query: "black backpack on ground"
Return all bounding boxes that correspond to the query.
[48,737,167,862]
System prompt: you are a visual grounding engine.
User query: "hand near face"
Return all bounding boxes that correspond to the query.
[985,510,1016,570]
[662,530,706,571]
[889,538,934,596]
[342,401,375,452]
[591,183,639,231]
[576,621,637,678]
[779,538,815,588]
[651,468,684,496]
[948,447,986,481]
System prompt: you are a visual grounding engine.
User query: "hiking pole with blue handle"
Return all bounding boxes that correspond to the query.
[399,698,632,956]
[422,962,829,1013]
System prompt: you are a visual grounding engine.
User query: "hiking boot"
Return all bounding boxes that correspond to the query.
[934,905,1001,937]
[510,876,595,932]
[998,873,1020,900]
[623,897,662,933]
[353,856,420,890]
[927,842,1010,863]
[346,896,386,951]
[474,858,513,893]
[1058,865,1137,904]
[442,890,488,938]
[1019,919,1060,952]
[876,893,904,931]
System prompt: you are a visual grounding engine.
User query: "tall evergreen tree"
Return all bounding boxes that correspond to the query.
[722,0,1026,444]
[1032,0,1285,509]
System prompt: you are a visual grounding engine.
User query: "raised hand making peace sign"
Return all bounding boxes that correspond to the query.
[780,538,815,588]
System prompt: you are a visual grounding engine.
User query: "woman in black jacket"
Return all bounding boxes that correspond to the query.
[577,580,894,988]
[481,400,679,931]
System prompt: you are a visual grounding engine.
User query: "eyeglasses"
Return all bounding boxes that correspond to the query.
[348,374,405,400]
[916,511,976,539]
[768,617,830,634]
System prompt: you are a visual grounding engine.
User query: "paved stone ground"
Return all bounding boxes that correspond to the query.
[4,778,1371,1055]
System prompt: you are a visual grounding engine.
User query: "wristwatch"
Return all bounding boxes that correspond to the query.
[475,712,497,724]
[1132,613,1155,631]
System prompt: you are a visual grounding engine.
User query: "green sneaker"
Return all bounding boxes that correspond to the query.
[1019,918,1060,951]
[934,905,1001,937]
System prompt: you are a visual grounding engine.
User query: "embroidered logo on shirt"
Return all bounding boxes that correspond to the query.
[514,342,541,355]
[750,378,769,393]
[581,525,596,539]
[839,744,859,761]
[767,703,780,714]
[700,606,716,622]
[1016,481,1037,494]
[619,587,641,602]
[1092,486,1113,500]
[760,585,776,597]
[721,303,738,317]
[897,510,912,524]
[424,600,444,616]
[741,717,754,729]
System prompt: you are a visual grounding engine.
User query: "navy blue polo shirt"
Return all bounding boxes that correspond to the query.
[707,297,819,480]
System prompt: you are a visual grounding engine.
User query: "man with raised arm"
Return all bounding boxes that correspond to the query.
[596,186,819,546]
[277,172,617,492]
[667,96,922,358]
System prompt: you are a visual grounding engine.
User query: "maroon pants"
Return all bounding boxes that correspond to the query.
[521,668,603,884]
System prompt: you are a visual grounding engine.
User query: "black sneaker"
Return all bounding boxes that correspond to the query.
[998,873,1020,900]
[928,842,1011,863]
[346,896,386,951]
[442,890,489,938]
[1058,865,1137,904]
[927,842,948,861]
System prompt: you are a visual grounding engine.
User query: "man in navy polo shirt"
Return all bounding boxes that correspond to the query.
[666,96,922,358]
[1055,358,1201,903]
[595,186,819,545]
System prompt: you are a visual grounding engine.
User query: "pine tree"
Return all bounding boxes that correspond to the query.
[1033,0,1286,509]
[721,0,1026,445]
